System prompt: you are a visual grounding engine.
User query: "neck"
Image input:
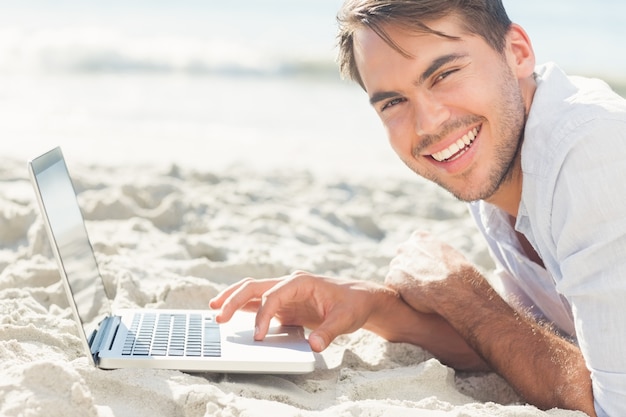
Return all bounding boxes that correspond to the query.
[484,154,523,217]
[485,73,537,218]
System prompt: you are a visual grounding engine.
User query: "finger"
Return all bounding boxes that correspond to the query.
[209,278,254,309]
[253,276,311,341]
[308,308,356,352]
[215,279,279,323]
[209,278,245,308]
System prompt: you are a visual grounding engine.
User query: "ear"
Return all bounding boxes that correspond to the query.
[505,24,536,79]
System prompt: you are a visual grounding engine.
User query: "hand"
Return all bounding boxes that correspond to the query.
[385,230,480,314]
[209,271,390,352]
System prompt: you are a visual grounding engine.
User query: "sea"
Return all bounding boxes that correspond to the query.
[1,0,625,173]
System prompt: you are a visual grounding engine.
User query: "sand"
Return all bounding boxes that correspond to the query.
[0,152,587,417]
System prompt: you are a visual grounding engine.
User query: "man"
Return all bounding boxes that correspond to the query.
[209,1,626,415]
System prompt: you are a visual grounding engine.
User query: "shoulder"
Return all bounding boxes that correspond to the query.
[524,63,626,168]
[517,64,626,252]
[521,63,626,202]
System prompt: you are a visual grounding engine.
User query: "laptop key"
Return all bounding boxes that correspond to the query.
[122,312,222,358]
[203,317,221,357]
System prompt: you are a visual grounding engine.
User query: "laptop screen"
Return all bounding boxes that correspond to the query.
[29,148,112,343]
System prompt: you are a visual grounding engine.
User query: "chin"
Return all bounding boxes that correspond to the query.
[440,178,501,203]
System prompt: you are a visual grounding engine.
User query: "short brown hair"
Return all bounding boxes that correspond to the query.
[337,0,513,88]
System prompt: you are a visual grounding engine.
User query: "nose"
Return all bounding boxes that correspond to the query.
[414,91,450,137]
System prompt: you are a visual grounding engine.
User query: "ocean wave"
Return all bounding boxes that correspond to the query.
[0,27,341,79]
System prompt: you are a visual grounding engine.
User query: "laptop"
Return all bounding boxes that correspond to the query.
[28,147,315,374]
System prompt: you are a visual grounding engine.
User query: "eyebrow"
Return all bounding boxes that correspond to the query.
[419,53,468,84]
[368,53,469,106]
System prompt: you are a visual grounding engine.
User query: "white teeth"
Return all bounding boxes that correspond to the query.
[431,127,479,162]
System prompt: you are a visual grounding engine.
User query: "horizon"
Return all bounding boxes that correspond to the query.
[0,0,623,84]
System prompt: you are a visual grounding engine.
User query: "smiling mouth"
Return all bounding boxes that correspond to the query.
[430,126,480,162]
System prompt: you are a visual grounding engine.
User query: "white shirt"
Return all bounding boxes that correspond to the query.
[468,63,626,417]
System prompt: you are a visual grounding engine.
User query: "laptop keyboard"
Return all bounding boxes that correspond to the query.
[121,312,221,357]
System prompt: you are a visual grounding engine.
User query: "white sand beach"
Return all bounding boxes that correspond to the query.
[1,2,616,413]
[0,147,587,416]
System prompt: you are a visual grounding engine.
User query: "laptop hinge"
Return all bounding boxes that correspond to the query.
[90,315,122,364]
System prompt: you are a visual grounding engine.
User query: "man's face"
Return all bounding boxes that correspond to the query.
[353,18,527,203]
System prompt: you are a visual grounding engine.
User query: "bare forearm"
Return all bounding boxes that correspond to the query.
[436,268,595,415]
[362,284,489,371]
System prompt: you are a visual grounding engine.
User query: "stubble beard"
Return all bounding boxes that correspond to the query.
[407,69,527,203]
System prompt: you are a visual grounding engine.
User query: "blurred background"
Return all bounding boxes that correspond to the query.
[1,0,624,174]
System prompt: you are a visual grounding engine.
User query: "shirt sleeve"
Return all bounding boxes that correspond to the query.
[550,117,626,417]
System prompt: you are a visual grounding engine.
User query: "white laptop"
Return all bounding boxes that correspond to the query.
[28,147,315,374]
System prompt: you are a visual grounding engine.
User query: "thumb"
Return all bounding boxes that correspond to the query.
[308,314,350,352]
[308,332,328,352]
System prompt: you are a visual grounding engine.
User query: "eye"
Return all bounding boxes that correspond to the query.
[434,69,459,85]
[381,97,406,111]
